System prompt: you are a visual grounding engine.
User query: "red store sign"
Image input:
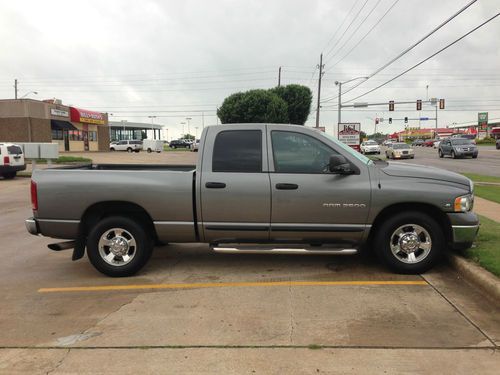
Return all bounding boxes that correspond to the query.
[70,107,105,125]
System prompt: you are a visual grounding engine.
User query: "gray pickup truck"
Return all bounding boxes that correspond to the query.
[26,124,479,277]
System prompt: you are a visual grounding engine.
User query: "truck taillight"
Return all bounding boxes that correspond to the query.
[3,156,9,165]
[31,180,38,211]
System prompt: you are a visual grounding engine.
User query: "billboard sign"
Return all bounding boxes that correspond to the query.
[338,123,361,151]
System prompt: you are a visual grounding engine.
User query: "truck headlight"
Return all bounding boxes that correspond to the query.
[454,194,474,212]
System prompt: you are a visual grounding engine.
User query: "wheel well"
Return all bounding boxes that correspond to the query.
[368,203,452,245]
[80,201,157,240]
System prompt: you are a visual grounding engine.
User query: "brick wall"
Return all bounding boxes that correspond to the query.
[0,117,51,143]
[97,125,110,151]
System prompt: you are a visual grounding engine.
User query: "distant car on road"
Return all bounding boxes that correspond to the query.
[383,139,396,146]
[0,143,26,179]
[110,140,142,153]
[496,138,500,150]
[438,138,478,159]
[169,139,191,149]
[423,139,437,147]
[385,142,415,159]
[360,140,380,155]
[411,139,425,146]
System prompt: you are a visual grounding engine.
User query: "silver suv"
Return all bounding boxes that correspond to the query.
[110,140,143,153]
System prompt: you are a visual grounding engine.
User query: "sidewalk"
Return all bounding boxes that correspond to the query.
[474,197,500,222]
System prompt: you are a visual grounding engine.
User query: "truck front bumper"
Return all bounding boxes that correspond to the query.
[447,212,479,250]
[25,218,40,235]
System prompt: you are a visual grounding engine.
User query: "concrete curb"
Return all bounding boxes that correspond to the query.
[448,253,500,302]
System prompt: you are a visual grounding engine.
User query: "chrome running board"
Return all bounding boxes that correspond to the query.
[211,245,357,255]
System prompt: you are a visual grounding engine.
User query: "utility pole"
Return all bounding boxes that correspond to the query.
[337,81,342,125]
[278,66,281,87]
[315,53,324,128]
[202,111,205,128]
[14,79,18,99]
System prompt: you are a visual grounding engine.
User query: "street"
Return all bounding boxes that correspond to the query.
[0,152,499,374]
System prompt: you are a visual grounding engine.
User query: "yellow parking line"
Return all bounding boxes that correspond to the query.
[38,280,427,293]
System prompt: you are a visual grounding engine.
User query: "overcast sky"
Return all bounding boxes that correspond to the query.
[1,0,499,139]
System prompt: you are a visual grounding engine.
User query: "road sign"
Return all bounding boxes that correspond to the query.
[338,123,361,151]
[389,101,394,111]
[420,117,429,121]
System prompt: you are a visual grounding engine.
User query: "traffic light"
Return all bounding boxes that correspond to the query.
[375,118,379,125]
[389,100,395,111]
[439,98,445,109]
[404,117,408,123]
[416,99,422,111]
[388,117,392,124]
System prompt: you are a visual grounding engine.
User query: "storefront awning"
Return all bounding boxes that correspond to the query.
[51,120,78,130]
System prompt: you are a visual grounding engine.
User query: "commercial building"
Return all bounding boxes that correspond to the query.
[109,121,164,141]
[0,99,110,152]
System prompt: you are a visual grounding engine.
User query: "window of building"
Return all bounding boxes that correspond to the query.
[51,130,64,140]
[212,130,262,173]
[88,131,97,141]
[271,131,338,174]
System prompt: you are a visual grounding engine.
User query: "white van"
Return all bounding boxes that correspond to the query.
[142,139,163,153]
[0,143,26,179]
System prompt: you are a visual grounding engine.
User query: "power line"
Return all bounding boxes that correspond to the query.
[344,11,500,103]
[322,0,362,53]
[324,0,384,66]
[321,0,479,103]
[325,0,370,58]
[325,0,401,71]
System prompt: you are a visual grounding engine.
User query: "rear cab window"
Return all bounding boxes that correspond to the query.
[7,145,22,154]
[212,130,262,173]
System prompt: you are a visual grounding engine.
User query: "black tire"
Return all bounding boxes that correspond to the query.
[438,149,443,158]
[147,148,152,153]
[87,216,153,277]
[374,211,444,274]
[127,148,133,153]
[171,145,176,149]
[110,148,115,152]
[451,151,456,159]
[472,154,478,159]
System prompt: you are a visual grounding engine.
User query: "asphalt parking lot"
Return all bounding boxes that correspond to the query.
[382,144,500,177]
[1,151,499,373]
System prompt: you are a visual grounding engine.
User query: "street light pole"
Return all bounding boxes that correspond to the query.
[180,122,186,137]
[186,117,192,135]
[148,115,157,139]
[195,127,199,138]
[334,76,368,126]
[20,91,38,99]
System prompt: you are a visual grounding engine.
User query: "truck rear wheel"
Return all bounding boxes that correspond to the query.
[87,216,153,277]
[374,211,444,274]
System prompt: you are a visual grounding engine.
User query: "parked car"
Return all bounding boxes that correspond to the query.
[438,138,478,159]
[143,139,163,153]
[26,124,478,277]
[383,139,396,146]
[0,143,26,179]
[385,142,415,159]
[433,140,442,149]
[110,140,143,153]
[423,139,437,147]
[360,140,380,155]
[411,139,425,146]
[190,139,200,152]
[169,139,191,149]
[496,138,500,150]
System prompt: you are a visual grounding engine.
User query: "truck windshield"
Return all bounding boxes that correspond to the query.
[316,131,372,165]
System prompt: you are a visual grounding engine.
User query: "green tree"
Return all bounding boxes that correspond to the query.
[217,89,289,124]
[270,84,312,125]
[182,134,195,140]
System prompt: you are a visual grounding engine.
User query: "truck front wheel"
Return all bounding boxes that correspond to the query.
[87,216,153,277]
[374,211,444,274]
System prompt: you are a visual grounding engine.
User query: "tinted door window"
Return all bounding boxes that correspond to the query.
[212,130,262,173]
[271,131,337,173]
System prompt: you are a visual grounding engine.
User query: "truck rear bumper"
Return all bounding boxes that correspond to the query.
[25,218,40,235]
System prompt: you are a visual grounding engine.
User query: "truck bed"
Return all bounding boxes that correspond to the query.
[56,163,196,171]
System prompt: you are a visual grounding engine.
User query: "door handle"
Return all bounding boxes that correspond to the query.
[205,182,226,189]
[276,183,298,190]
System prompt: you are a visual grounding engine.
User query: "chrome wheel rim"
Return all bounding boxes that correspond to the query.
[389,224,432,264]
[98,228,137,266]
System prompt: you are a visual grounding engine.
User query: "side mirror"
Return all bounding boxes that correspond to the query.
[329,155,354,174]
